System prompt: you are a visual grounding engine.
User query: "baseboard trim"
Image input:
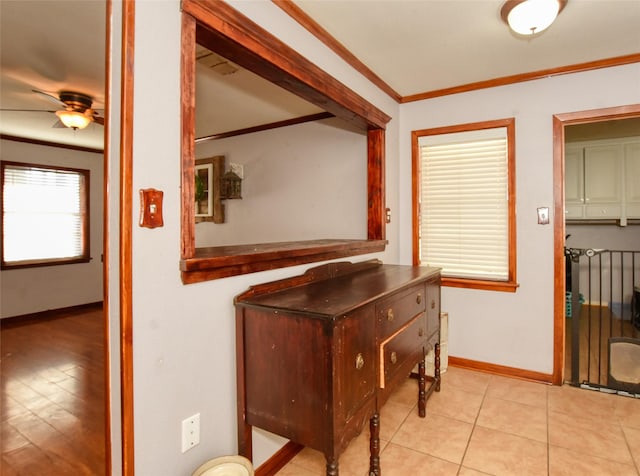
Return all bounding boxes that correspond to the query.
[255,441,304,476]
[1,302,104,326]
[449,356,554,385]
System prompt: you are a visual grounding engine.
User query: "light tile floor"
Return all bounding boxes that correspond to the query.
[275,367,640,476]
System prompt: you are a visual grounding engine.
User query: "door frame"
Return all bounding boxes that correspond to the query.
[552,104,640,385]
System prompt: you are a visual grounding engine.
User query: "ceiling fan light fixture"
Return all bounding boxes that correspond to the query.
[55,110,92,130]
[501,0,567,36]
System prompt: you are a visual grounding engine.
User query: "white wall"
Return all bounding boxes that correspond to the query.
[131,2,399,475]
[565,224,640,251]
[0,139,103,318]
[399,63,640,374]
[195,118,367,246]
[106,1,123,471]
[126,1,640,474]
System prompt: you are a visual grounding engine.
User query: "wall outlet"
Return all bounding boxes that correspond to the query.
[229,162,244,179]
[181,413,200,453]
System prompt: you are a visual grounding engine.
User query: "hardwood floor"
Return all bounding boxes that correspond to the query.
[1,305,106,475]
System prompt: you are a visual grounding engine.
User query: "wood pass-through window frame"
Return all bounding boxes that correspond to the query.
[179,0,391,284]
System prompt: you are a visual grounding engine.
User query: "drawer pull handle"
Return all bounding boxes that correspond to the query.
[355,353,365,370]
[419,327,424,337]
[390,351,397,364]
[416,293,422,304]
[431,300,436,310]
[387,309,394,322]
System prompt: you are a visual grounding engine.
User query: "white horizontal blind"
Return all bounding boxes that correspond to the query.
[419,132,508,280]
[2,164,85,263]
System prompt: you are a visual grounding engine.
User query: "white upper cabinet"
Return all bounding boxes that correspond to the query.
[625,141,640,218]
[565,137,639,223]
[564,145,585,219]
[583,143,622,218]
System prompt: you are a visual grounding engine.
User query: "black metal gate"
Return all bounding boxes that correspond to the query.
[565,248,640,395]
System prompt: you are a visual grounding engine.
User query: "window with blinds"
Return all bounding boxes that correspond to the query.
[412,119,517,292]
[1,161,90,269]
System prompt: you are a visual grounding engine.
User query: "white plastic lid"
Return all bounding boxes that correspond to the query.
[193,455,254,476]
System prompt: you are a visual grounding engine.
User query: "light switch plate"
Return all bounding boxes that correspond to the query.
[139,188,164,228]
[537,207,549,225]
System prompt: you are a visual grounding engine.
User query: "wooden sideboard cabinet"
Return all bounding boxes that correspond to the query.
[235,260,441,476]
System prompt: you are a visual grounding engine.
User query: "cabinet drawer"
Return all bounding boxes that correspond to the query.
[377,284,425,339]
[379,313,426,388]
[585,204,622,218]
[564,205,584,219]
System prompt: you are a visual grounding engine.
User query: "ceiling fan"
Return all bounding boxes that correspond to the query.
[2,89,104,130]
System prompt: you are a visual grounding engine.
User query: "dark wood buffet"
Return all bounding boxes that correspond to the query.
[235,260,442,475]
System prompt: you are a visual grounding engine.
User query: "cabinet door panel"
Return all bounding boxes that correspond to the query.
[243,309,330,449]
[565,146,584,205]
[584,145,622,204]
[336,306,376,423]
[625,142,640,218]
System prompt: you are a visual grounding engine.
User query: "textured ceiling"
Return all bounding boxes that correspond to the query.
[292,0,640,97]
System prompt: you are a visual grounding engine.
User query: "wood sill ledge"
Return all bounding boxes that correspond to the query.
[180,239,387,284]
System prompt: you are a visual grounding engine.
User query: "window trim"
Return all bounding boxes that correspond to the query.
[1,160,91,270]
[411,118,518,292]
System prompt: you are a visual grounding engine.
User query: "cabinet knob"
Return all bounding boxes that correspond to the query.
[390,351,397,364]
[416,293,422,304]
[431,300,436,309]
[355,353,365,370]
[418,327,424,337]
[387,308,394,322]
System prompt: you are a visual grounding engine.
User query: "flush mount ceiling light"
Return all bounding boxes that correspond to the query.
[501,0,567,36]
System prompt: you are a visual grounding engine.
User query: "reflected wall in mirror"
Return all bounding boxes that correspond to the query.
[194,117,368,248]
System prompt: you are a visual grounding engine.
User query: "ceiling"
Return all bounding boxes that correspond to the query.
[0,1,106,150]
[1,0,639,151]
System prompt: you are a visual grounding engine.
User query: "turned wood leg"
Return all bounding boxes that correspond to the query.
[418,360,426,417]
[325,458,338,476]
[435,342,441,392]
[369,413,381,476]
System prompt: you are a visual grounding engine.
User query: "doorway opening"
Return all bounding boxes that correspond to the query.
[553,105,640,392]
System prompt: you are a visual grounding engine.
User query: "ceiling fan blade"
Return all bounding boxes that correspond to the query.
[0,108,56,113]
[93,115,104,126]
[32,89,66,107]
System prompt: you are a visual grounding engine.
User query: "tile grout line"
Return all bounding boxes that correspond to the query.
[454,375,491,475]
[618,406,640,475]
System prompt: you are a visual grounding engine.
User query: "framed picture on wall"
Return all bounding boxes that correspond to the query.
[195,162,213,217]
[195,155,225,223]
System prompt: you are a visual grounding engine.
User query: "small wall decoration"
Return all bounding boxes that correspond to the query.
[195,156,225,223]
[221,170,242,199]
